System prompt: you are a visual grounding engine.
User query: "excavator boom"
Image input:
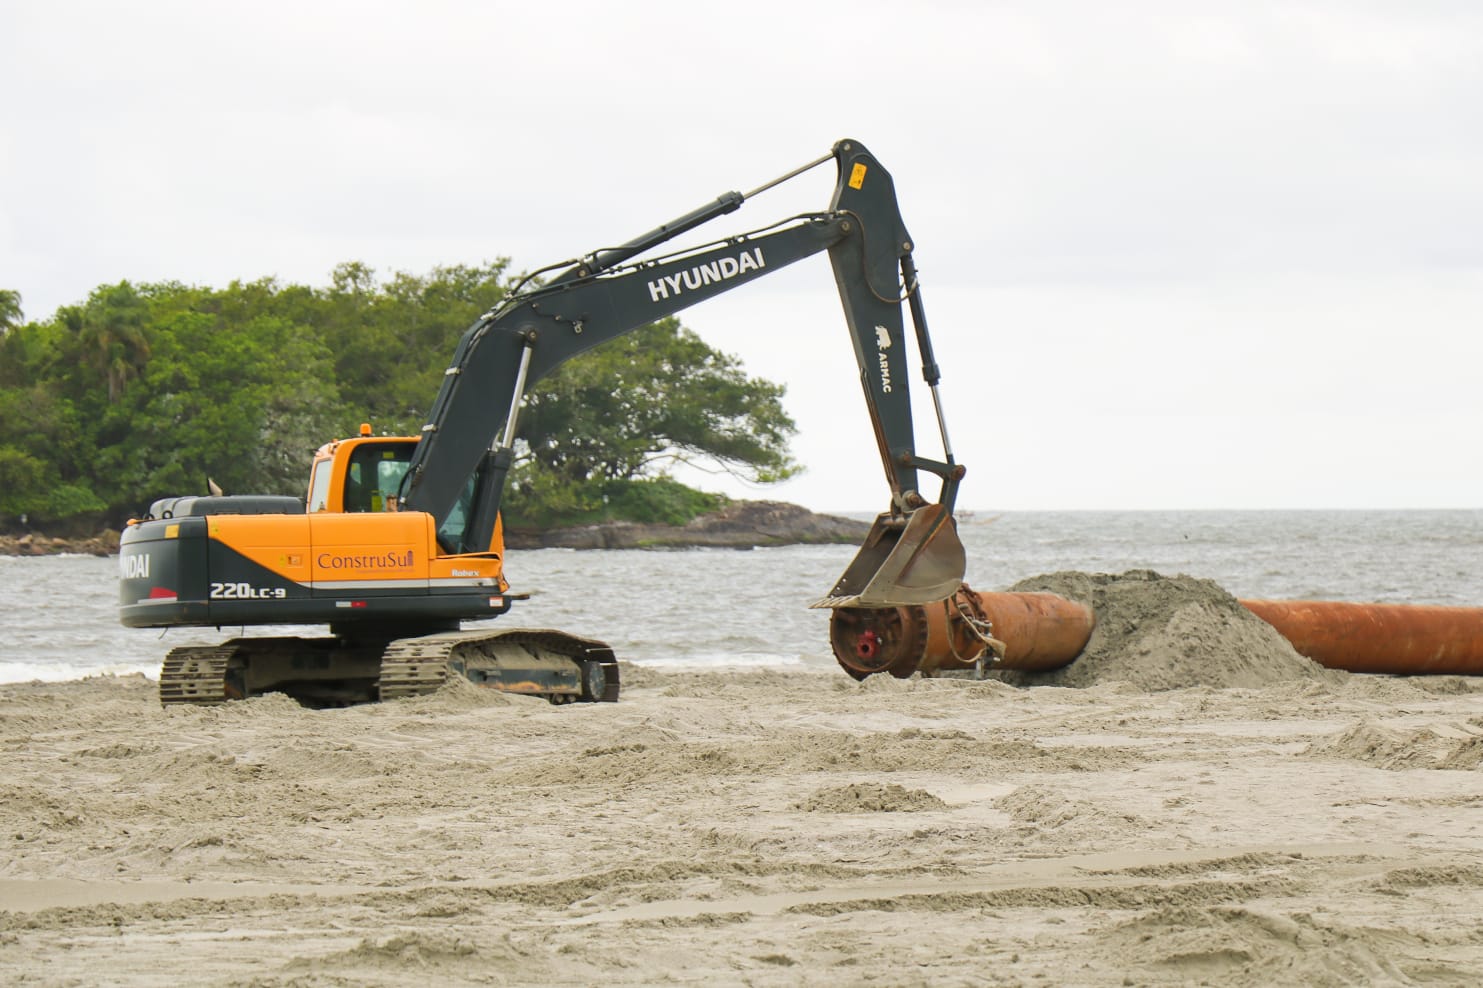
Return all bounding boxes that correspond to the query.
[402,139,967,607]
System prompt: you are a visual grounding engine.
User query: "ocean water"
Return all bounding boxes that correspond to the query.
[2,510,1479,684]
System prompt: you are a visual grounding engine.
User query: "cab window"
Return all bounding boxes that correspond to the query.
[344,443,414,512]
[307,458,334,512]
[438,473,477,550]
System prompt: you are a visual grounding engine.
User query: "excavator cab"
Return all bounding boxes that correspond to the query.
[307,426,415,515]
[306,429,488,555]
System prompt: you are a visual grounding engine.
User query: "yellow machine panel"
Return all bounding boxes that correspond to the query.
[204,515,315,584]
[309,512,437,585]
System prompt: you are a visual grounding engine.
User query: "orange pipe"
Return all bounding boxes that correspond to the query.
[1241,599,1483,676]
[830,586,1095,679]
[949,591,1096,674]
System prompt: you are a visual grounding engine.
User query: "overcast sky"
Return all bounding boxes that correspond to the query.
[3,1,1479,511]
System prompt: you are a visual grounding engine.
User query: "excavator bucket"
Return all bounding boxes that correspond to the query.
[810,503,967,609]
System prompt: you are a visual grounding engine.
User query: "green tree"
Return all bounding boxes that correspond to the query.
[0,446,46,516]
[0,289,21,334]
[321,261,511,434]
[516,316,798,484]
[65,282,152,404]
[502,317,797,527]
[0,374,103,521]
[0,263,798,530]
[95,304,339,504]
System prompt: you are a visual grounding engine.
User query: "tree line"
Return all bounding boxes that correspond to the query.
[0,265,797,532]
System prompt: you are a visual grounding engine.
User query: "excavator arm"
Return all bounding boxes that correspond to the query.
[401,139,967,608]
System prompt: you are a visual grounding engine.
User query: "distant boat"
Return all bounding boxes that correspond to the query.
[954,511,1002,525]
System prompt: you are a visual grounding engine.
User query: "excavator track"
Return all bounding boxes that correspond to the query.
[159,644,241,705]
[156,629,620,707]
[378,627,620,703]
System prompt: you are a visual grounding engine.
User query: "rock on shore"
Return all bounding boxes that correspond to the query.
[505,500,870,550]
[0,531,120,557]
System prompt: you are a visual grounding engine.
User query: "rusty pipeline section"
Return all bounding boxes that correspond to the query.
[831,585,1483,681]
[830,584,1095,680]
[1241,599,1483,676]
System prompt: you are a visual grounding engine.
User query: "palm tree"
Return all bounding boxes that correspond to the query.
[75,283,151,403]
[0,289,21,334]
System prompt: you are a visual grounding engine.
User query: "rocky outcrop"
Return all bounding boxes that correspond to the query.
[504,500,870,550]
[0,530,120,557]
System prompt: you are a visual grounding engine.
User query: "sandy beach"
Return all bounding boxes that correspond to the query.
[5,574,1483,986]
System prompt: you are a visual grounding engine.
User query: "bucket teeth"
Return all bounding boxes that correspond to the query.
[809,594,863,610]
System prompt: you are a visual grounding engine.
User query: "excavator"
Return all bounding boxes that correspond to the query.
[117,139,969,706]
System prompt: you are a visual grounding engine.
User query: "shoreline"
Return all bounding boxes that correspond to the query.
[503,499,868,549]
[0,500,868,557]
[0,531,120,557]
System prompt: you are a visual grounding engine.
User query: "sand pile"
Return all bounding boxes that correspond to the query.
[1306,719,1483,770]
[1098,905,1416,985]
[794,782,947,813]
[994,569,1341,690]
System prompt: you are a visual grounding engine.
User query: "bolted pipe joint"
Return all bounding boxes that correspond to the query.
[830,585,1096,680]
